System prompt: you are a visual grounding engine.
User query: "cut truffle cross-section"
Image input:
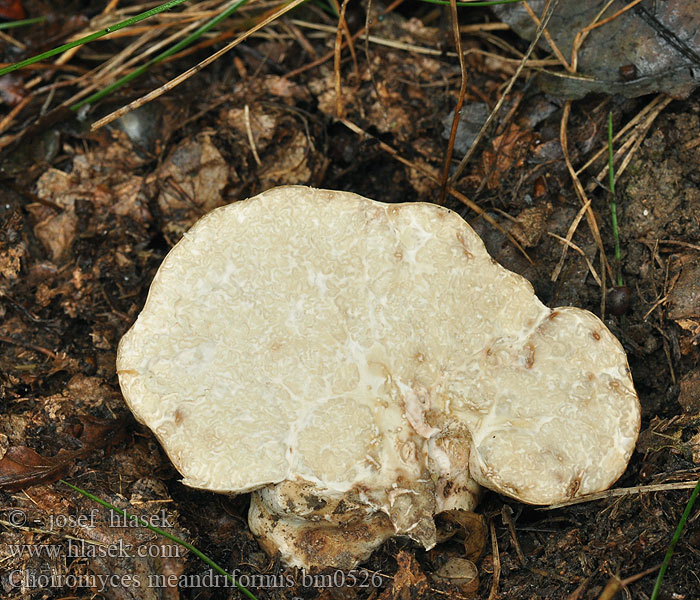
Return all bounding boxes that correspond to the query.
[117,186,640,569]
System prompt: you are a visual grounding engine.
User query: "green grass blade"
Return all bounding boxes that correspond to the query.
[0,0,190,77]
[0,16,46,31]
[60,479,259,600]
[72,0,251,110]
[650,478,700,600]
[607,111,623,287]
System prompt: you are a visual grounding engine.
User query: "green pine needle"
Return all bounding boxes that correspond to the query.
[60,479,259,600]
[72,0,250,110]
[650,478,700,600]
[0,0,190,77]
[0,16,46,31]
[607,111,623,287]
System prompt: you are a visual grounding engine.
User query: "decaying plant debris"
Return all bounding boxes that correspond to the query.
[1,1,699,599]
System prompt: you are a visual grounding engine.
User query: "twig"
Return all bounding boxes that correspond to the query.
[284,0,405,79]
[543,480,700,510]
[439,0,468,204]
[487,518,500,600]
[581,0,645,36]
[330,0,358,83]
[501,505,526,566]
[597,564,662,600]
[333,0,352,118]
[652,239,700,253]
[0,335,58,359]
[521,0,571,71]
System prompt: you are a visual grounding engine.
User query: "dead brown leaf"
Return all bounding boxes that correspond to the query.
[0,416,127,492]
[0,446,72,492]
[480,126,535,189]
[157,133,229,219]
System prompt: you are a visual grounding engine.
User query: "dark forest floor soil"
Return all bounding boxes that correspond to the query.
[1,2,699,599]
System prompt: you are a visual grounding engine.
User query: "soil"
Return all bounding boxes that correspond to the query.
[1,2,699,599]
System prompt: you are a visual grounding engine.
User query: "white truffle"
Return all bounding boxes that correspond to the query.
[117,186,640,568]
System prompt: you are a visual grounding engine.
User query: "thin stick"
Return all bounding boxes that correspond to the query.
[597,565,662,600]
[570,0,615,72]
[550,198,591,282]
[333,0,352,118]
[330,0,358,82]
[544,480,700,510]
[487,518,501,600]
[439,0,468,204]
[293,21,560,64]
[0,335,58,359]
[521,0,572,71]
[580,0,645,36]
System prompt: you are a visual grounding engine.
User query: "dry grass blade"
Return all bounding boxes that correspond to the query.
[333,0,353,118]
[596,565,661,600]
[575,94,667,177]
[544,480,700,510]
[579,0,645,36]
[449,0,559,184]
[550,198,591,282]
[439,0,468,204]
[548,232,602,286]
[91,0,307,131]
[592,96,673,188]
[569,0,615,71]
[0,0,232,138]
[521,0,571,71]
[487,518,500,600]
[556,101,613,286]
